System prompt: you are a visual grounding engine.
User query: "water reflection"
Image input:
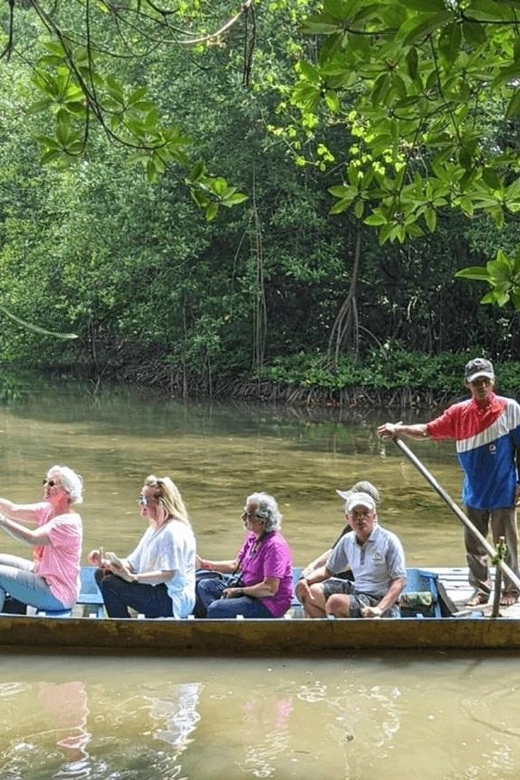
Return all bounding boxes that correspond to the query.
[0,671,202,780]
[0,655,519,778]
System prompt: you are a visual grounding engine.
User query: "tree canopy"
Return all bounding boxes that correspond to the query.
[1,1,251,219]
[283,0,520,307]
[0,0,519,398]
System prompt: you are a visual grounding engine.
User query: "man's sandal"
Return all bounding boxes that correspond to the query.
[466,591,489,607]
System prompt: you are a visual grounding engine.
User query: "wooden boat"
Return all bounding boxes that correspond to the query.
[0,566,519,656]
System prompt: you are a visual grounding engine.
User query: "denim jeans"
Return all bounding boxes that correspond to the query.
[197,576,272,619]
[0,554,66,612]
[96,571,174,618]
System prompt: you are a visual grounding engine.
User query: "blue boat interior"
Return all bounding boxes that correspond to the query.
[35,565,452,619]
[26,566,466,618]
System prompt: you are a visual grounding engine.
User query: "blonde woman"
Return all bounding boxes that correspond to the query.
[88,475,196,618]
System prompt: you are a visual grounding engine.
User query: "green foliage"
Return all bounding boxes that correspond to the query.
[456,247,520,308]
[259,348,520,399]
[0,0,519,393]
[277,0,520,292]
[1,2,248,219]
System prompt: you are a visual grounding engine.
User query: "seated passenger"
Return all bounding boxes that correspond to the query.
[295,480,380,615]
[0,465,83,614]
[88,475,195,618]
[299,491,406,619]
[196,492,293,619]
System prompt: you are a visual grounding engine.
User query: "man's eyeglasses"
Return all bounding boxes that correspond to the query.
[42,478,59,488]
[349,509,371,519]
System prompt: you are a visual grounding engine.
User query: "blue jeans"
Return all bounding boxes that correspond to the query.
[197,577,273,619]
[96,571,174,618]
[0,554,66,612]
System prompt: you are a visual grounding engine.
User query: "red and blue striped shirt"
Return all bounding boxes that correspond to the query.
[426,394,520,509]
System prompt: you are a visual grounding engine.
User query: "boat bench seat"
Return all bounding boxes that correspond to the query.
[32,567,104,618]
[34,608,73,618]
[76,566,105,617]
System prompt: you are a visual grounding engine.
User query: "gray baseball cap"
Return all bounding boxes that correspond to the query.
[465,357,494,383]
[336,480,380,504]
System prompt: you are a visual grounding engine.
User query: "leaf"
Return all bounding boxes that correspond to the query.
[191,190,209,209]
[461,21,487,47]
[438,22,462,63]
[222,192,249,206]
[354,199,365,218]
[56,120,71,147]
[329,185,351,197]
[40,149,62,164]
[211,177,228,197]
[482,168,503,190]
[424,207,437,232]
[205,202,218,221]
[406,47,419,80]
[127,87,148,105]
[379,223,395,245]
[0,307,78,339]
[505,88,520,120]
[297,61,321,84]
[371,73,390,105]
[300,15,341,35]
[464,0,515,22]
[27,99,54,115]
[364,210,388,226]
[455,266,492,281]
[400,11,452,45]
[190,161,205,181]
[396,0,447,10]
[324,90,340,112]
[492,63,520,88]
[328,198,349,214]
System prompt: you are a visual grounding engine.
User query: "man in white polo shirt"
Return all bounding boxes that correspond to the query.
[302,492,406,619]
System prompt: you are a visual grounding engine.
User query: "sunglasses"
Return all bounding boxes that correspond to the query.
[241,510,266,520]
[139,492,162,506]
[42,478,59,488]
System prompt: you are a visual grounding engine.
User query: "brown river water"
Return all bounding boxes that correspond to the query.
[0,376,518,779]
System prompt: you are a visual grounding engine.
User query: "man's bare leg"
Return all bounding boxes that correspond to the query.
[303,584,328,618]
[325,593,353,618]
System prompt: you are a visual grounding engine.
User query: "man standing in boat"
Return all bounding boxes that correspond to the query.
[299,491,406,618]
[378,357,520,608]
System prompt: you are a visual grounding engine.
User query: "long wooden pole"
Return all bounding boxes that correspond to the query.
[392,437,520,593]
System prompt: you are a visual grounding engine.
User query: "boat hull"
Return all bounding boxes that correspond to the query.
[1,614,520,655]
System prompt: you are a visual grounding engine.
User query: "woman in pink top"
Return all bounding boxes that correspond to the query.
[196,492,293,618]
[0,465,83,613]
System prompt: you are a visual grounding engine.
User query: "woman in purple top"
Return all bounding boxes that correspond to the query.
[196,492,293,618]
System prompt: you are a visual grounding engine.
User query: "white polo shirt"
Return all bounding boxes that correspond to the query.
[326,525,406,597]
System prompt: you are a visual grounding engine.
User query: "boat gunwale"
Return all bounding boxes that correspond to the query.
[1,613,520,655]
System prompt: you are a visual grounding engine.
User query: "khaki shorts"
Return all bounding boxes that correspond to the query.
[322,578,400,618]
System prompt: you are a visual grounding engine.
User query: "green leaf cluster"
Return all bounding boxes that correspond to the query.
[285,0,520,251]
